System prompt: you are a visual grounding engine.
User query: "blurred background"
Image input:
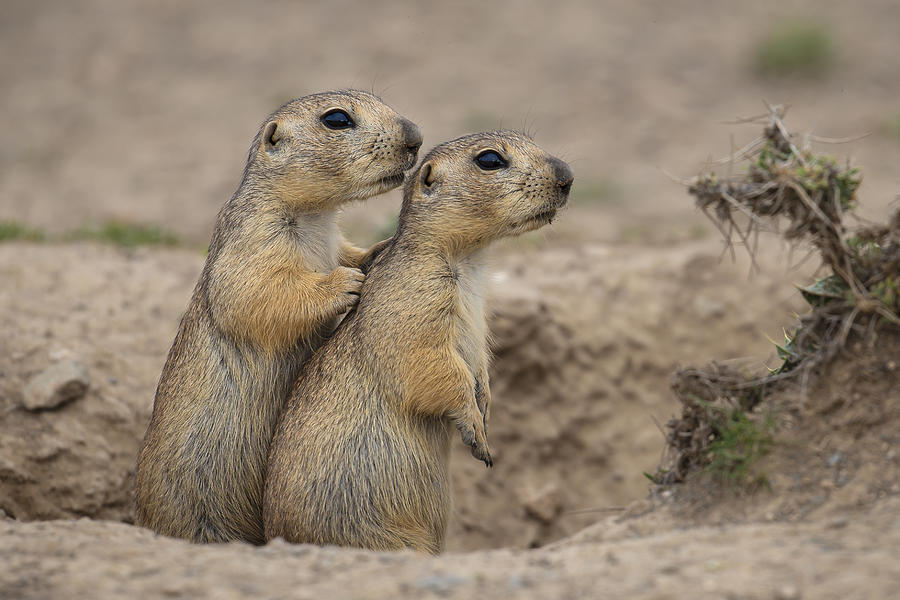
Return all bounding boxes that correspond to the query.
[3,0,900,553]
[2,0,899,248]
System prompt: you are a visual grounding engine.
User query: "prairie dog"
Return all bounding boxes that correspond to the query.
[264,131,573,553]
[135,91,422,544]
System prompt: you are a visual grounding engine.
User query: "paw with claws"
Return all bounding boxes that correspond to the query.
[452,402,493,467]
[327,266,365,313]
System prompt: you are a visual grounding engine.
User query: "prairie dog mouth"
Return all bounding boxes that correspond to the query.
[375,172,405,188]
[529,208,558,224]
[508,207,559,233]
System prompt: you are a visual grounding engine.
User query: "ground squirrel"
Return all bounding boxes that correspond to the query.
[135,91,422,544]
[263,131,573,554]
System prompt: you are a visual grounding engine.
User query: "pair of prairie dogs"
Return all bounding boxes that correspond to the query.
[135,90,573,554]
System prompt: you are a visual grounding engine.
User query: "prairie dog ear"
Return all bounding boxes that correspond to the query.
[263,120,284,152]
[419,160,441,194]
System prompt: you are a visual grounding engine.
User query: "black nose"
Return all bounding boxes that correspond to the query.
[550,157,574,195]
[400,118,423,154]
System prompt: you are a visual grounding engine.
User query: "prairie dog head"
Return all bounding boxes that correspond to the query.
[249,90,422,210]
[398,131,573,252]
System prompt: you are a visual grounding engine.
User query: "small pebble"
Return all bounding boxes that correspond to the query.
[22,360,90,411]
[522,484,564,523]
[415,574,466,595]
[775,584,802,599]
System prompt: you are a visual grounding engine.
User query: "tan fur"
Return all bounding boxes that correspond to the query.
[134,91,422,544]
[263,131,573,553]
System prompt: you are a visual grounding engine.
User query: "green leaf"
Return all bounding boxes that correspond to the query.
[798,275,850,307]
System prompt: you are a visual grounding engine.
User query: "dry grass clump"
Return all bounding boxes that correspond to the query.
[653,105,900,486]
[690,105,898,370]
[652,364,773,487]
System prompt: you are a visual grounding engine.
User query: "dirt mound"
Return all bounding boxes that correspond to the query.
[0,244,198,521]
[448,243,807,549]
[650,331,900,528]
[0,239,802,550]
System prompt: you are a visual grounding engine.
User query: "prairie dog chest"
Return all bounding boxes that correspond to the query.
[289,211,340,273]
[451,254,488,371]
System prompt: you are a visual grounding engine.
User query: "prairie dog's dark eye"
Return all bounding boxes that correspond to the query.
[475,150,507,170]
[321,109,355,130]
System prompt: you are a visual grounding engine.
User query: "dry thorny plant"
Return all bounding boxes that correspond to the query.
[653,104,900,485]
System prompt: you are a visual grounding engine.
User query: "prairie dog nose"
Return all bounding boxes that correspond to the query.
[549,156,574,194]
[400,118,423,154]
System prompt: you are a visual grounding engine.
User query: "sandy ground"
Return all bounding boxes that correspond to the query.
[2,0,900,597]
[3,497,899,600]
